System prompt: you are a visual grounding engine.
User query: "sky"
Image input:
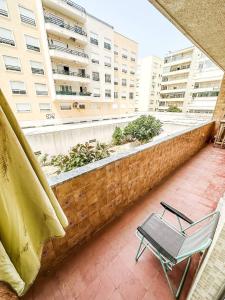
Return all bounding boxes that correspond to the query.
[76,0,192,59]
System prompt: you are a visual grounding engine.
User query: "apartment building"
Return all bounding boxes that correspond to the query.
[0,0,138,125]
[135,56,163,112]
[113,32,138,114]
[159,46,223,113]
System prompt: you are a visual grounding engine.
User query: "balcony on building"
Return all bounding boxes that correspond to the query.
[48,43,89,65]
[52,69,90,83]
[55,86,92,101]
[42,0,86,23]
[44,13,87,45]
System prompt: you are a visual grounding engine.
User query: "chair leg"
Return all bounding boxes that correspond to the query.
[135,237,146,262]
[159,255,192,299]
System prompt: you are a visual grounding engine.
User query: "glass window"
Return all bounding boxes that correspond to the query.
[30,61,44,74]
[92,71,100,81]
[90,32,98,45]
[104,38,111,50]
[35,83,48,95]
[0,0,8,16]
[3,55,21,71]
[25,35,40,51]
[105,74,111,83]
[39,103,51,112]
[19,6,35,26]
[122,79,127,86]
[10,81,26,94]
[93,88,100,97]
[104,56,111,67]
[16,103,31,113]
[105,89,111,98]
[91,52,99,64]
[0,27,15,45]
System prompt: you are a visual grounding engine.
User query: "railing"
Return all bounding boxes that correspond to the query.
[56,90,91,96]
[20,14,36,26]
[0,37,15,46]
[0,9,8,17]
[12,89,26,95]
[90,37,98,45]
[48,44,88,58]
[105,93,111,98]
[104,62,111,67]
[91,59,99,64]
[32,67,44,75]
[27,44,40,52]
[93,93,100,97]
[52,69,90,78]
[61,0,86,13]
[5,65,21,72]
[44,13,87,36]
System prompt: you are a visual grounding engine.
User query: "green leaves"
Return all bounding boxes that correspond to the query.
[112,115,162,144]
[166,106,182,112]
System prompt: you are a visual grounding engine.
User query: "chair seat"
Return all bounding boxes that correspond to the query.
[137,213,185,263]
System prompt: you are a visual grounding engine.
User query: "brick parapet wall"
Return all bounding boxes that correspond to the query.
[214,74,225,123]
[41,121,214,270]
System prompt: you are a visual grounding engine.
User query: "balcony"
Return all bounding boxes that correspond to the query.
[52,69,90,83]
[0,37,15,46]
[55,90,92,101]
[20,14,36,26]
[0,8,8,17]
[160,88,186,94]
[42,0,86,23]
[44,13,87,45]
[21,123,225,300]
[48,44,89,65]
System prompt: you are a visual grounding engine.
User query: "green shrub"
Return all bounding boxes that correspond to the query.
[123,115,162,143]
[47,142,110,173]
[167,105,182,112]
[112,127,125,145]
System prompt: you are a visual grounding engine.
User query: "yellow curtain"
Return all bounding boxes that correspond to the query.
[0,90,68,295]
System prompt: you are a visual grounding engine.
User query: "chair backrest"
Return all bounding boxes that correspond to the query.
[178,212,220,257]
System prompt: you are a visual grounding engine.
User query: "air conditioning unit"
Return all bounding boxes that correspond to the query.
[73,102,78,108]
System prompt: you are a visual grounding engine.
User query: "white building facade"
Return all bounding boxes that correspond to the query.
[159,46,223,114]
[136,56,163,112]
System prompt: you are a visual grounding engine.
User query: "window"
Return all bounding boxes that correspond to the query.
[16,103,31,113]
[114,92,118,99]
[25,35,40,52]
[114,63,118,71]
[130,79,135,87]
[122,49,128,59]
[105,89,111,98]
[131,53,136,62]
[90,32,98,45]
[104,38,111,50]
[35,83,48,96]
[130,68,135,75]
[105,74,111,83]
[39,103,51,112]
[19,6,35,26]
[93,88,100,97]
[104,56,111,67]
[122,79,127,86]
[114,77,118,85]
[122,64,127,73]
[92,71,100,81]
[60,103,72,110]
[91,52,99,64]
[0,0,8,17]
[122,91,127,99]
[129,92,134,99]
[3,56,21,71]
[10,81,26,94]
[30,61,44,74]
[114,45,118,55]
[0,27,15,46]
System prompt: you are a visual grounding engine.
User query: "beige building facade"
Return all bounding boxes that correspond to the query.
[0,0,138,126]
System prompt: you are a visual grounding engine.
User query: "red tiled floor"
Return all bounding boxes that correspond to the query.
[23,145,225,300]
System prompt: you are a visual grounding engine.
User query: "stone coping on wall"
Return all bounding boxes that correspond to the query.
[48,121,214,188]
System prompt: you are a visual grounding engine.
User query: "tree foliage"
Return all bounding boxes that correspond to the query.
[112,126,125,145]
[167,105,182,113]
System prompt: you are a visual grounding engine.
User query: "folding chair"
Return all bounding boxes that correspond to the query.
[135,202,220,299]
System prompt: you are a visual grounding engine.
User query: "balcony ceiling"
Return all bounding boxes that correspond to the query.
[148,0,225,71]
